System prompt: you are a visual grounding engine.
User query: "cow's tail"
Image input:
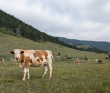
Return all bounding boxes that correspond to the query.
[47,50,54,62]
[51,55,54,62]
[50,51,54,62]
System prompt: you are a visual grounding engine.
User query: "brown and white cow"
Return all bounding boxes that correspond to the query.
[0,58,4,62]
[74,60,80,63]
[98,60,102,63]
[74,58,80,63]
[10,58,17,62]
[10,49,54,81]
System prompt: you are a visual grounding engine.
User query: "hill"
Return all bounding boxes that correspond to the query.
[0,32,108,61]
[57,37,110,51]
[0,9,106,53]
[0,9,59,43]
[0,9,88,52]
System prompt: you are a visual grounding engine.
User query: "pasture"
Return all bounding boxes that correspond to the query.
[0,32,110,92]
[0,59,110,93]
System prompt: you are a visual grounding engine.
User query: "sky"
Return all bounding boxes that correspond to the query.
[0,0,110,42]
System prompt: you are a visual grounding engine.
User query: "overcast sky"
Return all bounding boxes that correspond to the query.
[0,0,110,42]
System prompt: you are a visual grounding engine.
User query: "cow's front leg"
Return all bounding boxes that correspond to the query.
[22,67,28,81]
[22,61,30,81]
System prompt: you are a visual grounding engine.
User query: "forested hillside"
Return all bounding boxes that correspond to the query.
[0,9,105,53]
[0,9,59,43]
[0,10,78,49]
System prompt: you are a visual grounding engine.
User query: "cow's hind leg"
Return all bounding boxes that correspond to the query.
[48,62,52,79]
[42,63,48,78]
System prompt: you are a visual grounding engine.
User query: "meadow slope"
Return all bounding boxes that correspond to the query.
[0,32,108,60]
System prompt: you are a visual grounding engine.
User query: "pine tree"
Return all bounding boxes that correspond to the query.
[0,27,6,36]
[58,52,61,56]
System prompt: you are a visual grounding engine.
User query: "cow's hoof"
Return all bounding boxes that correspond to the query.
[22,79,25,81]
[49,77,51,80]
[42,76,44,79]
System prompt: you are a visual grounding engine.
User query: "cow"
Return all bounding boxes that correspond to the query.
[10,58,17,62]
[88,59,90,61]
[95,59,98,62]
[74,60,80,63]
[74,58,80,63]
[0,58,4,62]
[10,49,54,81]
[98,60,102,63]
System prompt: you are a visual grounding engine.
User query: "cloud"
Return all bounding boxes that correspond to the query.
[0,0,110,42]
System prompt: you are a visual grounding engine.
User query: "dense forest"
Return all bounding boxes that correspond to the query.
[0,9,105,53]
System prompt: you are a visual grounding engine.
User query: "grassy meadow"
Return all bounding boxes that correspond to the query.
[0,60,110,93]
[0,32,110,93]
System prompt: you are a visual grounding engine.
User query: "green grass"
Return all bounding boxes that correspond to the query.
[0,32,110,92]
[0,60,110,93]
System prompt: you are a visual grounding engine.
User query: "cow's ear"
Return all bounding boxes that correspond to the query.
[10,51,14,54]
[21,51,24,54]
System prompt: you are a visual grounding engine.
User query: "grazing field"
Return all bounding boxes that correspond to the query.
[0,32,110,92]
[0,59,110,93]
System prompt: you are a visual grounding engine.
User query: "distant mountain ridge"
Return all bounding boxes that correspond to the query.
[57,37,110,51]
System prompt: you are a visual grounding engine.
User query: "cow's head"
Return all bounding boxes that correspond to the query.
[10,49,24,59]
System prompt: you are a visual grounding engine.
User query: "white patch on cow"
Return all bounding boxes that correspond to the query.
[13,49,22,59]
[42,55,45,59]
[24,50,34,60]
